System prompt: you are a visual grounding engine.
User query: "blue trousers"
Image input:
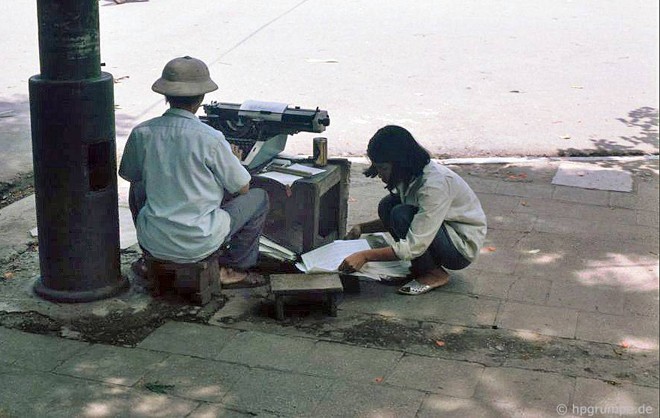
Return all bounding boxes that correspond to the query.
[378,194,470,275]
[130,182,269,269]
[219,188,269,269]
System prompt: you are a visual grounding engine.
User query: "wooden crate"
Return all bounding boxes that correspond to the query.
[252,159,350,255]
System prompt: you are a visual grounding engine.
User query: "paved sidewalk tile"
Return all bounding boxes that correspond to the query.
[138,320,240,358]
[470,272,552,304]
[188,403,278,418]
[0,366,198,418]
[341,288,499,327]
[473,229,524,275]
[0,327,89,371]
[486,212,537,233]
[514,233,658,280]
[572,378,659,415]
[464,178,501,194]
[610,181,659,211]
[547,281,626,315]
[310,381,425,418]
[495,182,555,199]
[569,205,640,226]
[142,354,249,403]
[534,217,658,246]
[54,344,170,386]
[470,271,518,300]
[215,331,316,370]
[552,186,610,206]
[478,193,525,215]
[386,354,484,398]
[512,197,585,219]
[636,209,659,227]
[0,195,36,262]
[474,367,574,417]
[497,301,578,338]
[289,340,402,382]
[221,368,333,416]
[570,265,659,292]
[576,311,659,346]
[623,291,660,318]
[418,394,504,418]
[506,277,552,304]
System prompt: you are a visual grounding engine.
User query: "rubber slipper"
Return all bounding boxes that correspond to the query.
[397,279,437,295]
[222,272,267,289]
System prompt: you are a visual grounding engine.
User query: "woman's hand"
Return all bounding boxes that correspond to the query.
[338,251,368,273]
[344,224,362,240]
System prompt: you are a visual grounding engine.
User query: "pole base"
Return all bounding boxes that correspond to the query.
[33,275,129,303]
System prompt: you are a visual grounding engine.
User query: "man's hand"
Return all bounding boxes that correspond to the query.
[338,251,368,273]
[230,144,244,161]
[344,224,362,240]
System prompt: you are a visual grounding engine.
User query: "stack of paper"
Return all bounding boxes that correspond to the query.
[259,236,297,262]
[296,237,410,281]
[255,163,326,186]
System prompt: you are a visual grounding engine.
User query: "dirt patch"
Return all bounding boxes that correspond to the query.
[339,316,432,348]
[0,247,227,346]
[0,298,225,347]
[67,298,224,346]
[0,172,34,210]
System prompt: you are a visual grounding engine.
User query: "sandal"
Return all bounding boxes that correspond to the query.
[222,271,267,289]
[131,257,147,278]
[397,279,438,296]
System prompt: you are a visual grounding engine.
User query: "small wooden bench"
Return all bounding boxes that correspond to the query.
[143,252,220,305]
[270,273,343,320]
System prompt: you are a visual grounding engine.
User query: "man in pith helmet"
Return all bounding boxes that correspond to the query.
[119,56,269,288]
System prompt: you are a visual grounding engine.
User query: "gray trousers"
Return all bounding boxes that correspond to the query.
[378,194,470,275]
[129,182,269,269]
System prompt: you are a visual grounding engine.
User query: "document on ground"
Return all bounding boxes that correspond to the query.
[298,239,371,273]
[296,237,410,281]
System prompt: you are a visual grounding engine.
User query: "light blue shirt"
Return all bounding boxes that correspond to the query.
[119,108,251,263]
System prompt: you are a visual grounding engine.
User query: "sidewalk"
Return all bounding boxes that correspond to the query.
[0,157,658,417]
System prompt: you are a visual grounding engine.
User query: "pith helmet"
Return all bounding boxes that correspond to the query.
[152,56,218,96]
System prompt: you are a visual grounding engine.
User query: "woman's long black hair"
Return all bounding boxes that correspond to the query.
[364,125,431,192]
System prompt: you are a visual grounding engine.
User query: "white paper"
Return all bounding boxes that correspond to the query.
[287,164,326,176]
[239,100,288,122]
[300,239,371,273]
[255,171,302,186]
[259,235,297,262]
[295,237,411,281]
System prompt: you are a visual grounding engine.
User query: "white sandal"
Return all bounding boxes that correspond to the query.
[398,279,436,295]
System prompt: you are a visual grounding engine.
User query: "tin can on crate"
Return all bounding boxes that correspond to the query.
[312,137,328,167]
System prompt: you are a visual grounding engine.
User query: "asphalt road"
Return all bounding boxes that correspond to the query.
[1,0,658,183]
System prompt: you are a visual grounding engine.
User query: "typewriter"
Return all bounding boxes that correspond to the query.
[201,100,330,172]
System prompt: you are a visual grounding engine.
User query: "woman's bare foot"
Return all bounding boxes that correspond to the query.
[415,267,450,289]
[220,266,248,285]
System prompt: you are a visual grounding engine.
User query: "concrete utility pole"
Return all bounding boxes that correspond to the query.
[29,0,128,302]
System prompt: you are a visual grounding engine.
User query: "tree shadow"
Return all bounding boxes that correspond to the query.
[558,107,659,157]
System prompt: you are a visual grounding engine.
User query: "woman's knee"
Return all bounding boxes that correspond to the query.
[378,194,399,223]
[389,204,417,237]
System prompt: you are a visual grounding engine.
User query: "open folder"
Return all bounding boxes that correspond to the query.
[295,234,410,281]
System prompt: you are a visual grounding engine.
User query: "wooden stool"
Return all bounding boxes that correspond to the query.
[270,273,343,320]
[144,252,220,305]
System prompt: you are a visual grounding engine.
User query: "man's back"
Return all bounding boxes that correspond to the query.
[119,108,251,263]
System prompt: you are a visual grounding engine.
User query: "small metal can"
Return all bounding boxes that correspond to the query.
[312,137,328,167]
